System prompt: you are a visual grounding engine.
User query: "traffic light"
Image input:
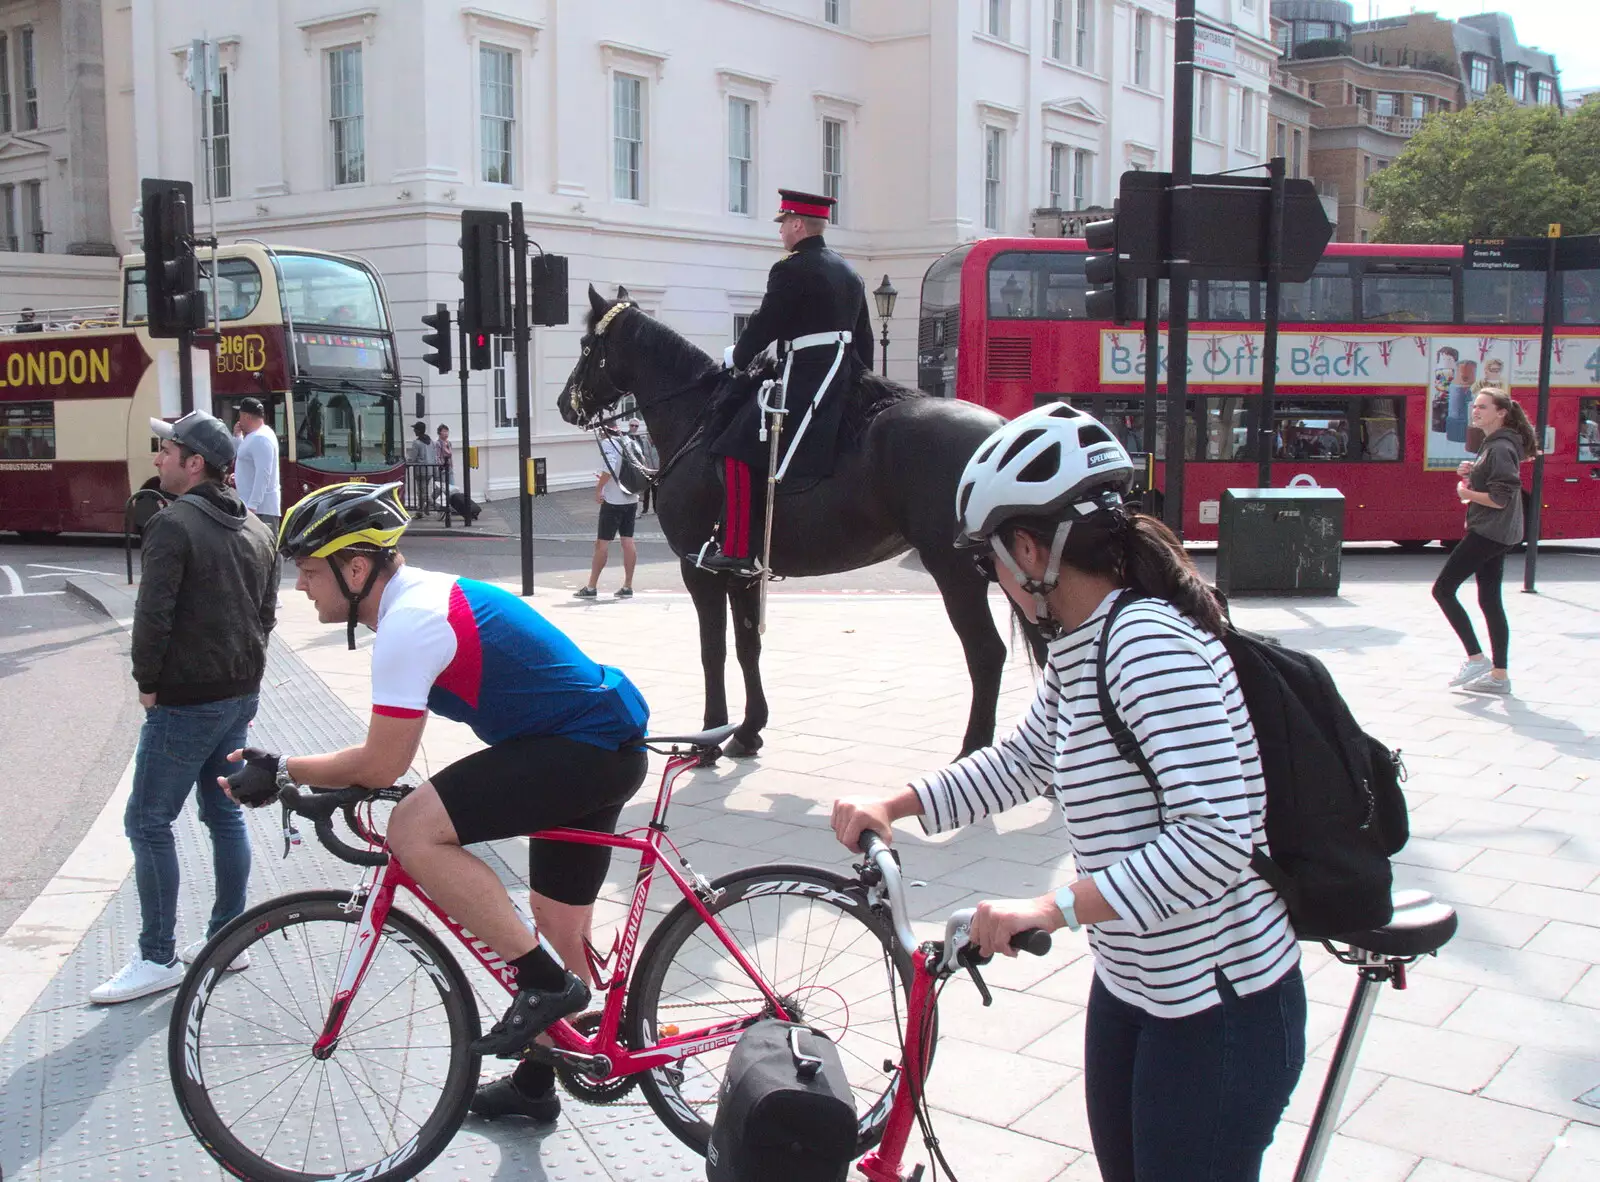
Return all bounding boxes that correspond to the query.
[468,331,493,371]
[1083,215,1137,324]
[529,252,570,326]
[140,178,204,338]
[420,303,452,374]
[460,210,511,335]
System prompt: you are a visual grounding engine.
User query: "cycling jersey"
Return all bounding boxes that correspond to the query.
[370,565,648,749]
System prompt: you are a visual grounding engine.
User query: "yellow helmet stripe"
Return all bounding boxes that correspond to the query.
[308,524,409,560]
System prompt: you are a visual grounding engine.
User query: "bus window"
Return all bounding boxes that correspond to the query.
[1205,282,1258,322]
[279,254,388,330]
[1102,398,1149,453]
[1562,269,1600,325]
[124,267,148,325]
[202,258,264,321]
[292,387,399,473]
[1359,397,1403,461]
[1278,263,1354,322]
[918,244,970,398]
[1269,397,1400,460]
[987,251,1087,319]
[0,403,55,459]
[1579,398,1600,462]
[1201,398,1253,460]
[1361,266,1453,323]
[1464,269,1544,325]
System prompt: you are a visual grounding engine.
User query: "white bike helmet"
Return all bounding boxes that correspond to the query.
[955,402,1136,632]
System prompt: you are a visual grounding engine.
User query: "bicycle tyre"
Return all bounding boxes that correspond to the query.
[626,862,914,1156]
[168,889,481,1182]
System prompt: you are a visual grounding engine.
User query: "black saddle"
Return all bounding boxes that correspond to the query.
[1321,889,1457,958]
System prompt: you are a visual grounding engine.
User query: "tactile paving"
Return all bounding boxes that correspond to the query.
[0,633,704,1180]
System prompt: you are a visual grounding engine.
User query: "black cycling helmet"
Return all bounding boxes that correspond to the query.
[278,482,409,649]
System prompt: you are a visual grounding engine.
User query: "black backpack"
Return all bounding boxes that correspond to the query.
[1095,590,1409,939]
[707,1020,858,1182]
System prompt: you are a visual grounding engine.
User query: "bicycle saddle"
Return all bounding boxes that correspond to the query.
[1326,889,1458,958]
[644,724,739,749]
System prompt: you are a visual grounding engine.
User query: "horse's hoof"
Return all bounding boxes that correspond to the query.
[723,735,763,759]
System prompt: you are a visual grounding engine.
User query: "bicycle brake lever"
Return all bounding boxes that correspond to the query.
[966,960,993,1007]
[280,799,301,859]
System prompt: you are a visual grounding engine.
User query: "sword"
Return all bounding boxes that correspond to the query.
[756,375,788,634]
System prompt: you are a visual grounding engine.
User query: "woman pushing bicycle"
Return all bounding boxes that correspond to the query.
[831,403,1307,1182]
[222,481,650,1125]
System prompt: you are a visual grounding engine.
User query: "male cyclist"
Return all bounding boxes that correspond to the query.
[223,482,650,1122]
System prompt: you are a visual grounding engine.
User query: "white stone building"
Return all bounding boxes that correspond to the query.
[5,0,1275,493]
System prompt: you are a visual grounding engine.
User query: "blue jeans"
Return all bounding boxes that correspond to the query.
[124,695,258,964]
[1084,967,1306,1182]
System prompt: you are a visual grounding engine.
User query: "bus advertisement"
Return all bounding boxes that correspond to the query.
[0,243,403,537]
[919,238,1600,545]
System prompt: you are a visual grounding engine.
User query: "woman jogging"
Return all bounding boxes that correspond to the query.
[1434,387,1537,696]
[831,402,1305,1182]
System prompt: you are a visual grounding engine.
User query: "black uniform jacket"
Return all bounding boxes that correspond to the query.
[710,235,874,479]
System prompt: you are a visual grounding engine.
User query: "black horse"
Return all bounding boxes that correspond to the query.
[558,287,1029,758]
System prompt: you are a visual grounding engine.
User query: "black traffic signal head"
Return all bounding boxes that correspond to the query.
[460,210,511,335]
[1083,215,1137,324]
[468,330,493,371]
[140,178,204,339]
[420,303,452,374]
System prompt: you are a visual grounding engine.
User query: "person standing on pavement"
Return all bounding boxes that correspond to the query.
[232,397,282,533]
[1435,387,1537,696]
[575,432,638,600]
[91,410,279,1004]
[407,421,436,466]
[436,424,454,484]
[831,403,1305,1182]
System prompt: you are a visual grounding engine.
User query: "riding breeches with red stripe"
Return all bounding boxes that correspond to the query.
[721,458,764,559]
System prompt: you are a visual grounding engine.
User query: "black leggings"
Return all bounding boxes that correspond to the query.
[1432,531,1512,669]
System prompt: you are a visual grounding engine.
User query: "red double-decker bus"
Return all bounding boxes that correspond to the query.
[918,237,1600,544]
[0,242,404,537]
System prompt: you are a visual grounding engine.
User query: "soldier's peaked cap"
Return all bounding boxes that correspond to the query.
[774,189,835,222]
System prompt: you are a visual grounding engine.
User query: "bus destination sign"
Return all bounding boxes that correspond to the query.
[1463,238,1547,272]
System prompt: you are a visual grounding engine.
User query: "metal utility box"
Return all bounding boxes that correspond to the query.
[1216,487,1344,596]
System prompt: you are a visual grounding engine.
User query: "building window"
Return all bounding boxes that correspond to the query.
[1291,127,1303,177]
[0,33,10,135]
[728,97,754,215]
[1305,21,1331,40]
[1134,11,1152,88]
[1536,77,1553,106]
[1275,23,1291,54]
[984,126,1004,230]
[1375,91,1395,116]
[1048,143,1065,207]
[492,336,515,428]
[23,180,42,252]
[824,0,841,24]
[1469,57,1489,94]
[19,26,38,130]
[733,313,752,340]
[1198,72,1213,138]
[1362,154,1372,206]
[1410,94,1426,119]
[1075,0,1093,70]
[1072,148,1091,210]
[1511,66,1526,101]
[209,70,231,200]
[480,46,516,185]
[822,117,844,223]
[0,184,15,252]
[613,73,644,201]
[1050,0,1066,60]
[328,45,365,186]
[986,0,1007,40]
[1237,89,1253,150]
[1275,121,1286,160]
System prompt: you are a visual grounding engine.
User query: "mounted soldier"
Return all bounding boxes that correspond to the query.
[695,189,874,576]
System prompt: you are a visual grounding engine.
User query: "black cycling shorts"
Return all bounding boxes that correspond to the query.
[597,501,638,540]
[431,734,648,906]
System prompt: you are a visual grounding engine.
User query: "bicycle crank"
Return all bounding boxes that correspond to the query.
[550,1012,639,1104]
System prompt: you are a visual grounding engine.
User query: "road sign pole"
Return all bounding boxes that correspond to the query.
[1143,265,1161,509]
[1257,155,1286,489]
[512,202,534,596]
[456,302,472,516]
[1523,228,1559,594]
[1165,0,1196,537]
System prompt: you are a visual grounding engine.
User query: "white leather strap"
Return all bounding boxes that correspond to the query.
[788,330,852,351]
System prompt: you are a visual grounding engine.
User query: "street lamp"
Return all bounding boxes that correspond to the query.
[872,274,898,375]
[1001,274,1023,316]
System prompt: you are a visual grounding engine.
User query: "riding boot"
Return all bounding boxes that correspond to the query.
[695,457,763,577]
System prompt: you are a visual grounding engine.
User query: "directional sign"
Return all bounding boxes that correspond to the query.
[1464,237,1547,272]
[1194,23,1236,76]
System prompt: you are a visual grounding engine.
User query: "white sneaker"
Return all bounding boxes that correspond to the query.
[1460,671,1512,696]
[180,938,249,971]
[1449,657,1492,687]
[89,956,185,1004]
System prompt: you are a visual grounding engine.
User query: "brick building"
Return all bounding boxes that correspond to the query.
[1352,12,1561,111]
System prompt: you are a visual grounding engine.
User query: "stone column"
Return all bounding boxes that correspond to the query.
[60,0,118,255]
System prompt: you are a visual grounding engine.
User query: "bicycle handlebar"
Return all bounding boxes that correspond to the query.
[278,783,411,867]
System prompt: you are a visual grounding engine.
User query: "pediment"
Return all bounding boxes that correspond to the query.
[0,136,50,163]
[1043,97,1106,124]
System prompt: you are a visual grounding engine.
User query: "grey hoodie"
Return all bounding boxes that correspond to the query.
[1465,427,1526,547]
[132,481,280,705]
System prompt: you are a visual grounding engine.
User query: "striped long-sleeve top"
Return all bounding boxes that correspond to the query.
[910,591,1298,1018]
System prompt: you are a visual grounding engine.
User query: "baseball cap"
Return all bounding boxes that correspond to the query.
[150,410,237,472]
[238,396,265,417]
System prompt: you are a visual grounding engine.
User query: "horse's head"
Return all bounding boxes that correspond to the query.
[558,286,638,428]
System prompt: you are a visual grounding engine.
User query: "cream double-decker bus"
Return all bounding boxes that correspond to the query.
[0,242,403,536]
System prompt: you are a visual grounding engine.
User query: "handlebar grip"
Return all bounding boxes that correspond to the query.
[860,830,888,858]
[280,784,390,867]
[312,812,388,867]
[1010,929,1053,957]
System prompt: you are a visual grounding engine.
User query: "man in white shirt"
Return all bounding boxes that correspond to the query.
[233,398,282,531]
[574,432,639,599]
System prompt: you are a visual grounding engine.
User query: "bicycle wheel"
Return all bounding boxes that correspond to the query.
[627,863,913,1155]
[168,889,481,1182]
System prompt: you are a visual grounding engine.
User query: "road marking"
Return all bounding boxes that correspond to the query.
[0,564,67,597]
[1,565,20,596]
[27,564,108,577]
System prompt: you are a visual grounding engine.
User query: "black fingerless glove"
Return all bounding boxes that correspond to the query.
[229,748,288,808]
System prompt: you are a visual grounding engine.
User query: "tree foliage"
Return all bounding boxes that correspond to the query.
[1370,89,1600,242]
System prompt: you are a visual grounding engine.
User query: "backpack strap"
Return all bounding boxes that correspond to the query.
[1095,589,1288,902]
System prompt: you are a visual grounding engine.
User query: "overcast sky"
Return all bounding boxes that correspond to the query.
[1362,2,1600,91]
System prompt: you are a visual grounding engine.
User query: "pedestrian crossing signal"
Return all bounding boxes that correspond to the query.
[469,331,493,371]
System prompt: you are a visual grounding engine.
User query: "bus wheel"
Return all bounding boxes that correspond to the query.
[1393,540,1432,554]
